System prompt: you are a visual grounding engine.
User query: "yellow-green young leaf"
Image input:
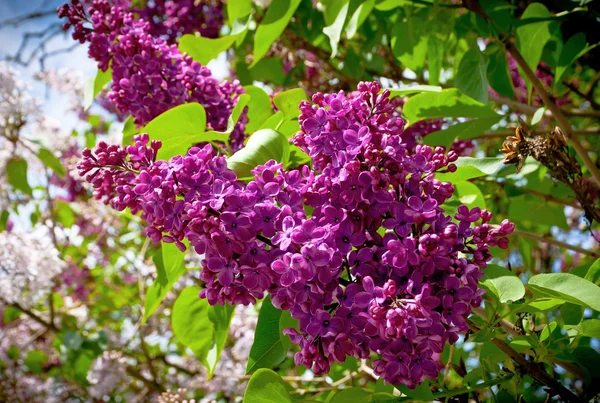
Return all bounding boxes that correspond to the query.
[323,0,350,58]
[572,319,600,339]
[24,350,48,375]
[388,85,442,98]
[584,259,600,285]
[345,0,374,39]
[55,201,76,227]
[403,88,499,125]
[528,273,600,312]
[243,369,292,403]
[531,107,546,125]
[179,34,237,65]
[391,13,429,73]
[481,265,525,304]
[246,296,288,374]
[203,94,251,141]
[251,0,301,67]
[142,103,216,161]
[273,88,308,120]
[244,85,275,133]
[227,129,290,179]
[455,48,489,104]
[454,181,486,210]
[330,387,372,403]
[84,67,112,110]
[143,243,186,322]
[37,148,66,178]
[423,117,501,149]
[7,157,31,195]
[228,0,253,27]
[436,157,504,182]
[516,3,553,73]
[121,115,138,146]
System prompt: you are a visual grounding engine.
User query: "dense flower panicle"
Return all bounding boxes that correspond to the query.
[0,230,66,307]
[58,0,247,150]
[134,0,224,42]
[79,82,513,387]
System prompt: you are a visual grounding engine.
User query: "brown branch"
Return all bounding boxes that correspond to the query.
[0,9,57,29]
[506,228,600,258]
[476,178,582,209]
[478,128,600,139]
[6,301,60,333]
[466,319,584,403]
[489,94,600,119]
[126,366,165,393]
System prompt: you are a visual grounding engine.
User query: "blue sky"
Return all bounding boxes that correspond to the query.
[1,0,98,127]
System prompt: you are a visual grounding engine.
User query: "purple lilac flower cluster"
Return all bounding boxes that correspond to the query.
[77,82,513,387]
[58,0,247,151]
[134,0,223,42]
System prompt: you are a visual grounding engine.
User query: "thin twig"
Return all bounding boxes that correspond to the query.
[466,319,583,403]
[478,128,600,139]
[506,228,600,258]
[476,178,582,209]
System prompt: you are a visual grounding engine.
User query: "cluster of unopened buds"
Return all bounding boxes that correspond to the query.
[78,81,514,387]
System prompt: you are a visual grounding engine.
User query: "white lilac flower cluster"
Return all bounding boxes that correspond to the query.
[86,350,129,398]
[0,61,41,140]
[0,230,66,307]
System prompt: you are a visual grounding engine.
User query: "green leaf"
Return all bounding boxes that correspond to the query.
[391,13,429,72]
[455,48,489,104]
[571,319,600,339]
[7,345,19,360]
[273,88,308,120]
[481,265,525,304]
[528,273,600,312]
[7,157,31,195]
[143,243,186,322]
[516,3,553,74]
[560,303,583,326]
[428,35,443,86]
[331,387,372,403]
[205,302,235,376]
[171,286,234,376]
[228,0,253,27]
[24,350,48,374]
[37,148,66,178]
[436,157,504,182]
[454,181,486,210]
[179,34,236,65]
[63,332,83,350]
[555,33,592,86]
[121,115,138,146]
[84,67,112,110]
[203,94,251,141]
[423,117,500,149]
[55,200,76,227]
[345,0,374,39]
[584,259,600,285]
[142,103,214,161]
[507,195,568,229]
[244,86,275,133]
[243,369,292,403]
[486,43,515,99]
[251,0,302,67]
[247,296,289,374]
[398,380,434,401]
[403,88,499,125]
[531,107,546,125]
[227,129,290,179]
[323,0,350,58]
[388,85,442,97]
